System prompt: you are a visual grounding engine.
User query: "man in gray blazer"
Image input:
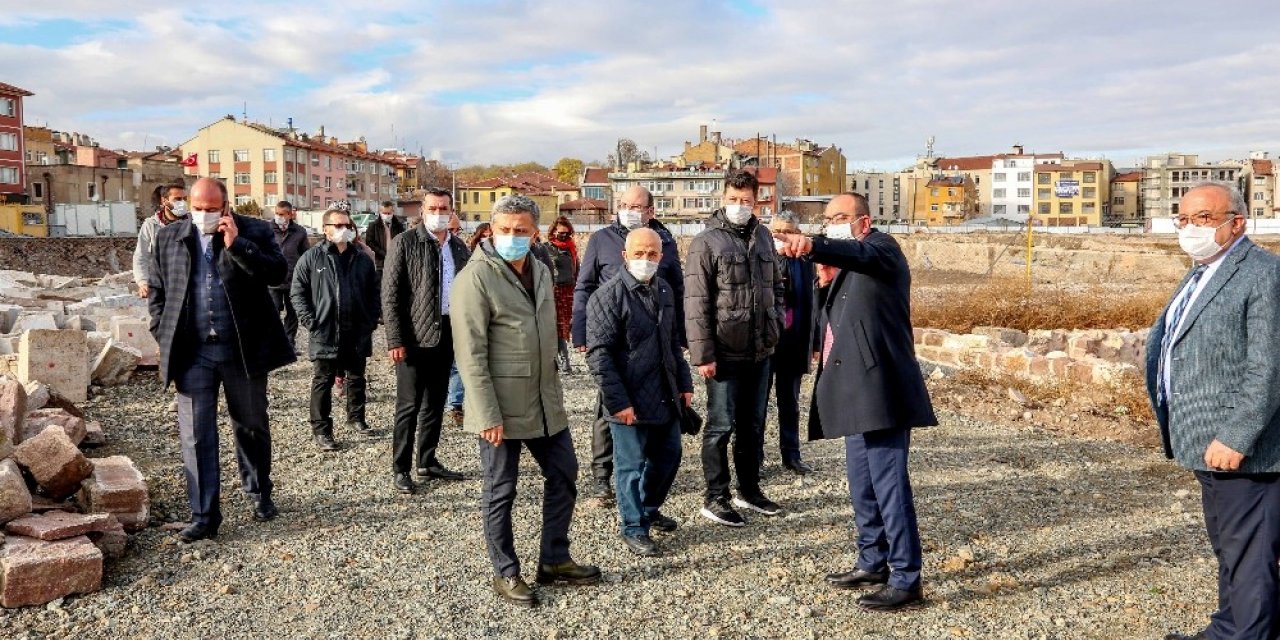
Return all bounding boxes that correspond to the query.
[1145,183,1280,640]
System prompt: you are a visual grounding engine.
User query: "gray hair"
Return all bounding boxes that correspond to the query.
[1189,181,1249,218]
[491,194,540,222]
[775,210,798,223]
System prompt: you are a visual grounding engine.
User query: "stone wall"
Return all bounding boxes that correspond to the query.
[914,325,1147,384]
[0,238,136,279]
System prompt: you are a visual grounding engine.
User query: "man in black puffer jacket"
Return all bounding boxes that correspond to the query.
[586,228,692,558]
[291,203,379,451]
[382,188,469,494]
[684,169,785,528]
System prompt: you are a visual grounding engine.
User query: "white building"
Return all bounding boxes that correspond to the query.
[989,147,1062,222]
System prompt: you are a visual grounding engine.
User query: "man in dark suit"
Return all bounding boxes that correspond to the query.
[1145,183,1280,640]
[765,211,816,474]
[364,199,406,282]
[148,177,296,543]
[777,192,936,611]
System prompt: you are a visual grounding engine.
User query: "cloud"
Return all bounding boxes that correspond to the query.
[6,0,1279,168]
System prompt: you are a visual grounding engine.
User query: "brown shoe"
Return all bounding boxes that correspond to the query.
[491,576,538,607]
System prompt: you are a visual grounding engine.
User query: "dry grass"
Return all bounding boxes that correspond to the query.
[913,277,1169,333]
[949,367,1155,428]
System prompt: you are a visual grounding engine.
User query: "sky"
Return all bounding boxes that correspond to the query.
[3,0,1279,171]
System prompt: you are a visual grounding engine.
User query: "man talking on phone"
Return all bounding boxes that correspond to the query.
[148,177,296,542]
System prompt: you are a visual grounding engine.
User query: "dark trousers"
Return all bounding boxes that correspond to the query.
[392,318,453,474]
[269,287,298,348]
[701,359,770,502]
[590,396,613,483]
[611,417,682,537]
[763,365,804,464]
[1195,470,1280,640]
[174,344,272,527]
[478,428,578,577]
[309,350,367,435]
[845,428,923,591]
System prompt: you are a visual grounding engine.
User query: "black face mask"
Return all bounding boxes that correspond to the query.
[555,232,571,241]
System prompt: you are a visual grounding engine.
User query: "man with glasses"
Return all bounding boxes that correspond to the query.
[776,192,936,611]
[572,184,685,504]
[685,169,786,527]
[1145,183,1280,640]
[383,188,468,493]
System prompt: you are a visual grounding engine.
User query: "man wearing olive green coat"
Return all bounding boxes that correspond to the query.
[451,194,600,607]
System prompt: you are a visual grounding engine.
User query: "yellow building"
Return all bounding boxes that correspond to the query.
[457,172,578,224]
[1108,171,1142,226]
[1032,160,1112,226]
[916,176,978,225]
[0,204,48,236]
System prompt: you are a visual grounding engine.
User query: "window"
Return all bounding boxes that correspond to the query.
[324,156,331,170]
[878,179,884,188]
[1058,202,1074,214]
[930,188,939,196]
[489,192,496,203]
[1083,172,1096,184]
[324,176,332,190]
[0,132,16,151]
[86,182,97,199]
[929,204,938,211]
[284,148,295,161]
[1255,176,1266,184]
[1083,202,1096,214]
[680,196,719,210]
[0,98,14,116]
[285,173,293,185]
[263,194,278,207]
[1256,192,1267,201]
[311,153,319,167]
[0,167,18,184]
[1004,159,1018,168]
[208,172,221,179]
[263,149,276,162]
[312,196,321,206]
[234,195,251,206]
[1113,196,1125,205]
[1083,187,1096,199]
[1017,188,1031,198]
[993,173,1007,182]
[993,204,1007,214]
[654,197,673,211]
[234,172,251,185]
[32,182,43,199]
[1256,207,1265,216]
[208,150,220,163]
[993,188,1006,198]
[1037,173,1051,185]
[1017,205,1030,214]
[1058,171,1074,180]
[946,188,954,197]
[233,149,249,162]
[1017,172,1031,182]
[264,171,277,184]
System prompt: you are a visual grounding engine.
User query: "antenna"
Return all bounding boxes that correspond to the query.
[242,102,247,122]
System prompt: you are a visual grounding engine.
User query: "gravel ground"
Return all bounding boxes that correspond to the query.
[1,331,1217,639]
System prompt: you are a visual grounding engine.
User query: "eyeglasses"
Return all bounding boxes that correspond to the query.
[823,212,868,224]
[325,223,356,230]
[618,204,647,212]
[1172,211,1238,230]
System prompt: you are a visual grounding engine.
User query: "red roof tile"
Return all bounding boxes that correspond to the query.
[0,82,33,97]
[1112,171,1142,182]
[1252,159,1274,176]
[582,167,609,185]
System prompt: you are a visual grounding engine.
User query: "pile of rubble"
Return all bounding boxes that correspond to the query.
[0,375,149,608]
[0,269,158,402]
[914,326,1145,383]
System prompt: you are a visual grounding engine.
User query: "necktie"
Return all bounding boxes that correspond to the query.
[1156,265,1207,405]
[822,324,834,366]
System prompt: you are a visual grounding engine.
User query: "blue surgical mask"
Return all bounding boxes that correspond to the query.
[492,234,531,261]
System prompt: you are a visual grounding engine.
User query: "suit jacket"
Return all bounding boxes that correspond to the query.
[363,215,406,270]
[148,215,297,385]
[1144,236,1280,473]
[772,256,817,375]
[381,225,470,351]
[807,229,937,439]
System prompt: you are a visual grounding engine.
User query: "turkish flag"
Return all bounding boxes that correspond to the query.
[180,153,198,167]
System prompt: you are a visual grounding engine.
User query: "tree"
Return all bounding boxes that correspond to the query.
[606,138,649,169]
[418,160,453,191]
[553,157,585,184]
[234,200,262,217]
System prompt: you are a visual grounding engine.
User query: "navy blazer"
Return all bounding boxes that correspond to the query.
[773,256,817,375]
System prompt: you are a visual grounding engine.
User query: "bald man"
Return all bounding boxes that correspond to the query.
[148,177,296,542]
[573,184,685,503]
[585,227,693,556]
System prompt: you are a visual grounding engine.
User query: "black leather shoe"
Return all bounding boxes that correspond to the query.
[535,560,602,585]
[623,534,660,557]
[825,568,889,589]
[783,459,814,475]
[650,512,678,533]
[591,479,615,504]
[1163,633,1207,640]
[417,466,463,481]
[492,576,538,607]
[857,585,925,611]
[253,496,278,522]
[314,433,339,452]
[348,420,372,434]
[177,522,218,543]
[394,472,415,494]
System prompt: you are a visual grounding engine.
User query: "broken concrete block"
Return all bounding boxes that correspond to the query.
[91,340,140,387]
[0,460,32,525]
[0,376,24,458]
[22,380,49,412]
[12,426,94,500]
[20,409,86,446]
[0,534,103,608]
[4,511,114,541]
[82,421,105,447]
[0,305,21,334]
[17,330,89,404]
[109,317,159,368]
[87,515,126,559]
[77,456,149,532]
[10,314,58,334]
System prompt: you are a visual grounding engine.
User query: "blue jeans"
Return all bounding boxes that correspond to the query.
[845,428,922,591]
[447,362,464,410]
[611,417,682,537]
[702,359,770,502]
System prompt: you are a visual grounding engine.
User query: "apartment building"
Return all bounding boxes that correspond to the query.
[457,172,578,224]
[846,171,907,221]
[0,82,33,202]
[1108,171,1142,226]
[608,163,778,220]
[914,175,979,225]
[733,137,846,197]
[1140,153,1244,219]
[1245,152,1276,218]
[1031,160,1112,226]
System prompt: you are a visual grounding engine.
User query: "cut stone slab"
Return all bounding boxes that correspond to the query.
[12,426,94,500]
[82,421,105,447]
[0,305,22,334]
[87,515,126,559]
[0,376,24,459]
[4,511,114,541]
[17,330,89,404]
[77,456,149,532]
[29,495,76,513]
[90,339,141,386]
[10,314,58,334]
[22,380,49,412]
[109,317,159,368]
[0,534,103,608]
[20,408,85,447]
[0,460,32,526]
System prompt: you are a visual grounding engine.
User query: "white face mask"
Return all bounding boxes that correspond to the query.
[618,210,644,230]
[327,228,356,244]
[273,215,288,226]
[1177,217,1234,261]
[380,213,393,223]
[191,210,222,235]
[168,200,188,218]
[723,204,753,225]
[627,259,659,282]
[825,223,855,240]
[424,214,450,232]
[772,238,785,253]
